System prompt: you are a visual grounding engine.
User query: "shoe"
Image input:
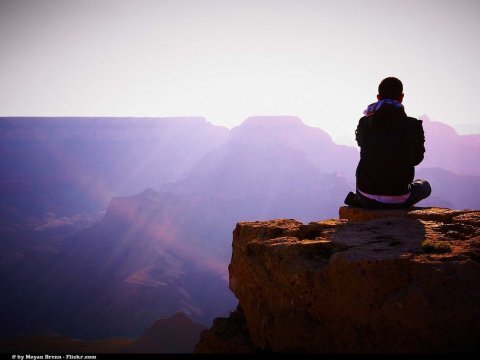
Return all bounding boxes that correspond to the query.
[344,192,361,207]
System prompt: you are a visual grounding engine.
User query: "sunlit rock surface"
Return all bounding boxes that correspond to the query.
[196,207,480,353]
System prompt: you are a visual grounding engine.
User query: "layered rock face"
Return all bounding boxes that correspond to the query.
[196,207,480,353]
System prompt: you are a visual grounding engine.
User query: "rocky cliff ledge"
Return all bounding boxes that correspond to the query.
[195,207,480,353]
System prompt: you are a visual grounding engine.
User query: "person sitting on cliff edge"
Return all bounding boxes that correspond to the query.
[344,77,432,209]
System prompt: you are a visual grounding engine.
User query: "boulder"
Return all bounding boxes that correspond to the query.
[197,207,480,353]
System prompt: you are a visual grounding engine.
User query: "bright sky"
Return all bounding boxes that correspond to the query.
[1,0,479,145]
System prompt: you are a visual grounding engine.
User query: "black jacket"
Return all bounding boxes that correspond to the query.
[355,104,425,195]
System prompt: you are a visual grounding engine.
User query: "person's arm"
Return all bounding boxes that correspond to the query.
[355,117,366,147]
[413,120,425,165]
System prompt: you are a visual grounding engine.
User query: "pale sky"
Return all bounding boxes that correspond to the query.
[1,0,479,145]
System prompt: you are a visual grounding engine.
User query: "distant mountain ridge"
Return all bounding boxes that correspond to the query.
[127,312,206,353]
[420,115,480,176]
[0,312,204,353]
[0,116,228,219]
[229,116,358,176]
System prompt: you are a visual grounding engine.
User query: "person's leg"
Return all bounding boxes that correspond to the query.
[404,179,432,207]
[355,191,404,209]
[349,180,431,210]
[355,191,381,209]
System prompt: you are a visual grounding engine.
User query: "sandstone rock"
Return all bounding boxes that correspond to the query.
[338,205,477,223]
[194,306,255,353]
[197,208,480,353]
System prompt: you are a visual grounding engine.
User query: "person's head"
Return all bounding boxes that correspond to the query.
[377,77,404,102]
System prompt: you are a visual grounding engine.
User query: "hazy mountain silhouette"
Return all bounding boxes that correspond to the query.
[420,115,480,176]
[0,117,229,340]
[416,167,480,209]
[126,312,206,353]
[0,117,228,221]
[228,116,358,177]
[0,189,236,339]
[166,116,355,214]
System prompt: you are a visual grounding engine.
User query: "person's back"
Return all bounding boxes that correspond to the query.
[345,77,431,209]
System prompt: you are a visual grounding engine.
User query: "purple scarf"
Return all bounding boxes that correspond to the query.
[363,99,403,116]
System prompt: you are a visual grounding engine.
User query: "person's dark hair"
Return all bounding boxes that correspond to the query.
[378,77,403,100]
